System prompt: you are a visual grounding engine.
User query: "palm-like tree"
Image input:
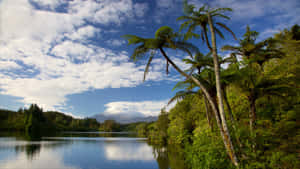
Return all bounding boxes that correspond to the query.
[234,68,292,133]
[222,26,286,132]
[124,26,219,114]
[124,26,239,166]
[174,52,240,127]
[178,2,239,166]
[171,50,242,164]
[178,1,237,50]
[222,26,283,68]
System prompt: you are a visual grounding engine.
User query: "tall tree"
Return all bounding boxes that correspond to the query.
[124,26,239,166]
[222,26,286,132]
[178,2,239,166]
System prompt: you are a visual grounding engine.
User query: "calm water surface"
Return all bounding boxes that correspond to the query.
[0,132,185,169]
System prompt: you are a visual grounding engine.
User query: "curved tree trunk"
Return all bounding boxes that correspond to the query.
[207,12,239,167]
[159,47,239,167]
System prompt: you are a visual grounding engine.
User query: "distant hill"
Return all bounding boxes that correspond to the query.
[92,113,157,124]
[0,105,100,132]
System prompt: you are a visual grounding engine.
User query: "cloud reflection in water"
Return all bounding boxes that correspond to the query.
[104,142,154,161]
[0,148,79,169]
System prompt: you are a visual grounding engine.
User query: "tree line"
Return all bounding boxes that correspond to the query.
[0,104,100,133]
[0,104,148,134]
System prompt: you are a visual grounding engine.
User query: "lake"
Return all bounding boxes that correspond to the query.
[0,132,186,169]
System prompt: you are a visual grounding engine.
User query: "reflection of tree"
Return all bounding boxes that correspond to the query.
[151,144,187,169]
[25,144,41,160]
[14,144,41,161]
[153,146,169,169]
[167,145,186,169]
[13,135,73,161]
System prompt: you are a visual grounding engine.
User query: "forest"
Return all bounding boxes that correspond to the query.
[0,104,144,134]
[0,104,100,132]
[127,1,299,168]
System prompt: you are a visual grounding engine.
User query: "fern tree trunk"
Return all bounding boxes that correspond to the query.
[160,47,239,167]
[249,97,256,132]
[203,94,213,131]
[207,12,239,167]
[223,88,244,151]
[223,88,235,123]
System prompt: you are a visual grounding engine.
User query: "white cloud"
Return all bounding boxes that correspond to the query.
[0,0,168,112]
[172,57,191,71]
[0,49,168,111]
[149,56,190,76]
[51,41,96,62]
[104,99,175,117]
[0,60,21,70]
[67,26,101,41]
[61,112,83,119]
[68,0,137,25]
[30,0,67,10]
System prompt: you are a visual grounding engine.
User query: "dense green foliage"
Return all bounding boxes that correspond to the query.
[134,25,300,169]
[128,0,300,166]
[99,120,121,132]
[0,104,100,132]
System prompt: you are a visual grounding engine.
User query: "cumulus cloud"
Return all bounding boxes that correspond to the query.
[0,47,168,111]
[68,0,136,25]
[0,0,168,112]
[103,99,176,117]
[67,26,101,42]
[0,60,22,70]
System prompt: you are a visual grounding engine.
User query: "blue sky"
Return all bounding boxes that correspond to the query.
[0,0,299,118]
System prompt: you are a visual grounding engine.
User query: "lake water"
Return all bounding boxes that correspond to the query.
[0,132,186,169]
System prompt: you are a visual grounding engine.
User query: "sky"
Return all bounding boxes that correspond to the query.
[0,0,299,118]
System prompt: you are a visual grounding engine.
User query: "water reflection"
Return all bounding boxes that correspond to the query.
[1,149,79,169]
[0,137,77,169]
[151,144,186,169]
[104,142,154,161]
[153,146,169,169]
[0,132,187,169]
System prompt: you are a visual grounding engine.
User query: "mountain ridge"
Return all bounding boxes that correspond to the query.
[91,113,157,124]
